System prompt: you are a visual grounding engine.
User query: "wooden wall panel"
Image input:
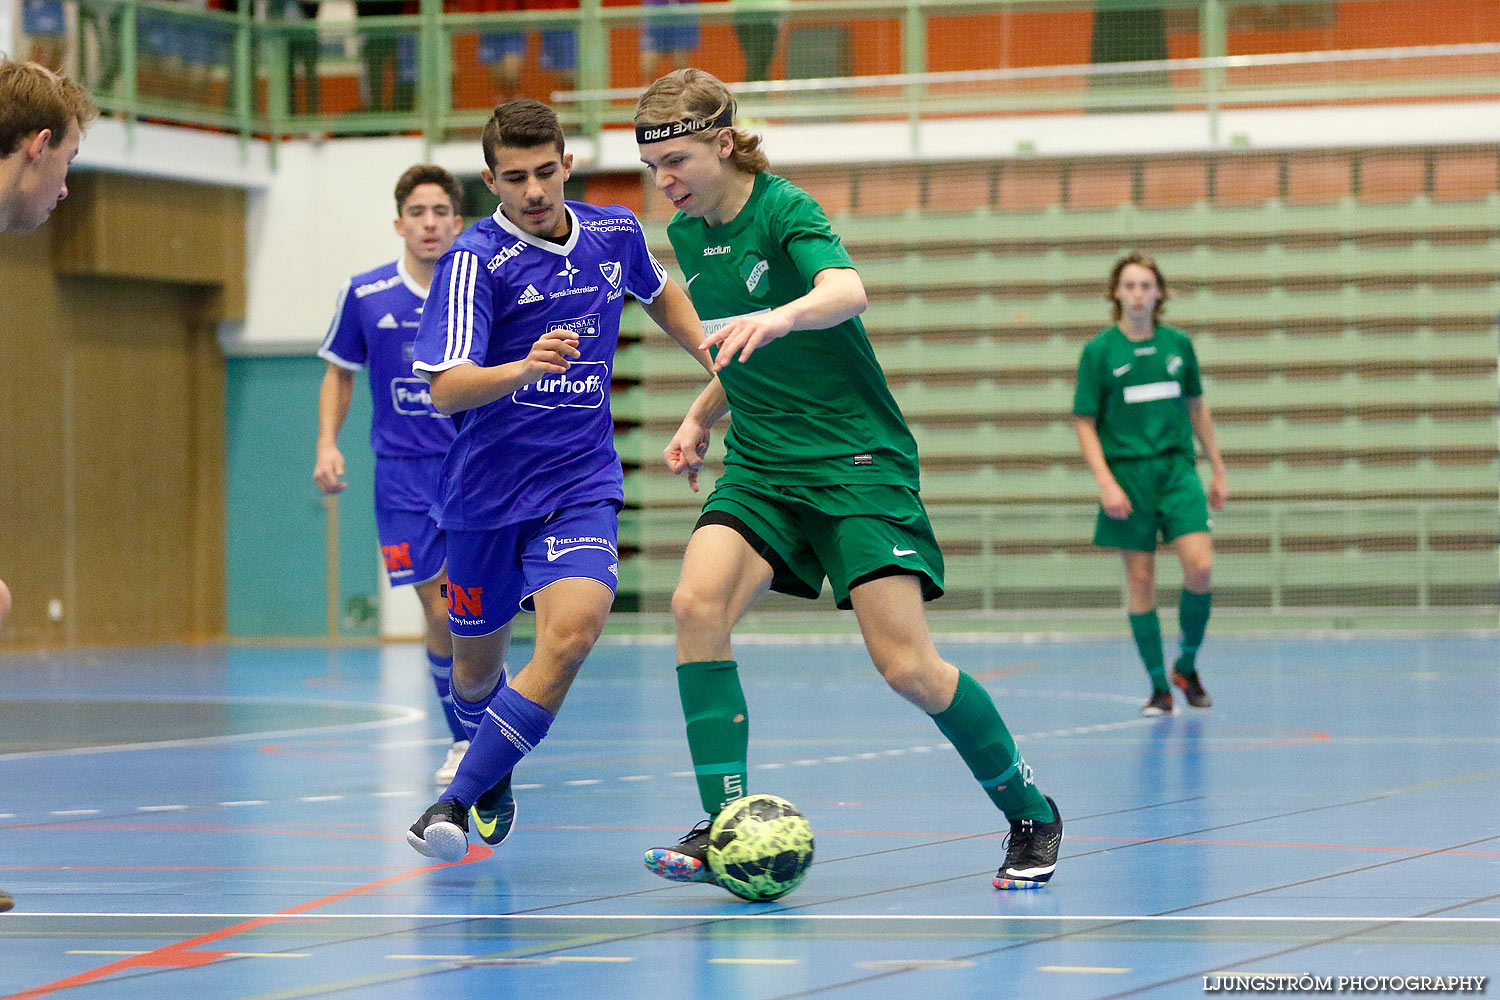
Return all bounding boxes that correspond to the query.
[0,172,235,649]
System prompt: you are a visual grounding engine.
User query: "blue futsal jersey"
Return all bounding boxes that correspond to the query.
[319,258,457,514]
[412,202,668,531]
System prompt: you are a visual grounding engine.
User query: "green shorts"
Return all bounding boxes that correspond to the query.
[1092,452,1211,552]
[698,476,945,610]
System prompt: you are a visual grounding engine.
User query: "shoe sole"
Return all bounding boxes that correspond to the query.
[643,848,715,883]
[471,797,518,847]
[1140,704,1177,716]
[994,874,1052,890]
[406,820,469,862]
[1171,672,1213,708]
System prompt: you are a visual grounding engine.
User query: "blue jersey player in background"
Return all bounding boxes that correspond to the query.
[314,164,475,786]
[404,99,712,861]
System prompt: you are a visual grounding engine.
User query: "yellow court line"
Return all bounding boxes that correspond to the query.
[1039,965,1132,974]
[709,958,801,966]
[552,956,635,963]
[66,951,148,956]
[386,954,473,960]
[223,953,311,959]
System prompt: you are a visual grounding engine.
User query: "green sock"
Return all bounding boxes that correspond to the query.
[1176,589,1212,675]
[931,671,1053,823]
[676,660,749,815]
[1129,610,1168,691]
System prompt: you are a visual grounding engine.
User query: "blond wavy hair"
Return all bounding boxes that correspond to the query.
[634,69,768,175]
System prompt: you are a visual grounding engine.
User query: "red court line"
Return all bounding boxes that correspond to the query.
[3,845,494,1000]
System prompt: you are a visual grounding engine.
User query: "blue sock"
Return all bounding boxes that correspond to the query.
[450,683,498,742]
[426,650,468,743]
[444,686,554,808]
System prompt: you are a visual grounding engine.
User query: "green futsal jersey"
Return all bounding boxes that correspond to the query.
[667,172,919,488]
[1072,325,1203,460]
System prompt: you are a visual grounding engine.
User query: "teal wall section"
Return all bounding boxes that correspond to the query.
[225,356,379,638]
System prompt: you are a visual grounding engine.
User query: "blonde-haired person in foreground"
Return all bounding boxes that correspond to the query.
[0,57,97,233]
[635,68,1064,892]
[0,57,95,914]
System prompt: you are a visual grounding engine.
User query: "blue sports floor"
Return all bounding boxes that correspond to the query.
[2,631,1498,998]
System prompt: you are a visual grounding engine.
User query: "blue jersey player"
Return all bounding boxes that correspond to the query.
[404,99,711,861]
[314,164,475,786]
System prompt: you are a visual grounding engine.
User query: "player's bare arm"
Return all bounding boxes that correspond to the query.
[314,364,355,493]
[705,266,867,370]
[428,329,581,414]
[1187,396,1229,509]
[664,377,729,492]
[1074,415,1132,519]
[640,278,714,372]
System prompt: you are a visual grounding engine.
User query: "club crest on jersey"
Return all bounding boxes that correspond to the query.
[1167,355,1183,375]
[513,360,609,410]
[741,255,770,297]
[599,261,622,290]
[517,284,544,305]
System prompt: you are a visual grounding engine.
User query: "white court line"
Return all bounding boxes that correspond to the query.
[14,913,1500,924]
[1041,965,1132,974]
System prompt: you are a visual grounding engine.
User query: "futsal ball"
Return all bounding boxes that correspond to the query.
[706,794,815,901]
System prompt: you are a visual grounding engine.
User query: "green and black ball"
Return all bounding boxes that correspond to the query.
[706,794,815,901]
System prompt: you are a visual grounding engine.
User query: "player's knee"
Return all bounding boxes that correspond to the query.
[537,617,603,669]
[671,585,728,635]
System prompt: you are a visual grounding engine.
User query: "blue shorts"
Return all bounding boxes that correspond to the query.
[477,29,575,71]
[643,0,698,53]
[24,0,65,36]
[444,500,619,637]
[376,506,447,588]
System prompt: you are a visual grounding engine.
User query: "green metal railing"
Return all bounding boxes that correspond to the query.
[39,0,1500,162]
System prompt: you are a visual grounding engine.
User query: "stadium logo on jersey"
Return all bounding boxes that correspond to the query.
[599,261,622,290]
[376,312,398,329]
[551,313,601,339]
[487,240,526,273]
[513,360,609,410]
[741,256,770,297]
[517,284,544,305]
[1134,345,1157,356]
[703,245,731,256]
[557,258,581,286]
[391,378,445,416]
[1113,363,1132,377]
[354,274,401,298]
[544,534,617,562]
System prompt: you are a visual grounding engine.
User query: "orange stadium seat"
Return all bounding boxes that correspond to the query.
[853,165,926,215]
[1214,155,1281,206]
[783,168,855,216]
[1142,158,1208,208]
[1286,153,1352,204]
[924,164,995,213]
[1359,151,1427,204]
[1067,162,1134,209]
[1431,149,1500,202]
[996,162,1063,211]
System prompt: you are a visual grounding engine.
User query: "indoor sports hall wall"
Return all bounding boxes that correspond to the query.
[0,173,238,648]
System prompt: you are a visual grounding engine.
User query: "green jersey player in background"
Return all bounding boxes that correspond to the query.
[1073,251,1228,716]
[634,68,1063,891]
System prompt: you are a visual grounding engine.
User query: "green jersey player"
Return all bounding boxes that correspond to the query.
[634,68,1063,892]
[1073,251,1228,716]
